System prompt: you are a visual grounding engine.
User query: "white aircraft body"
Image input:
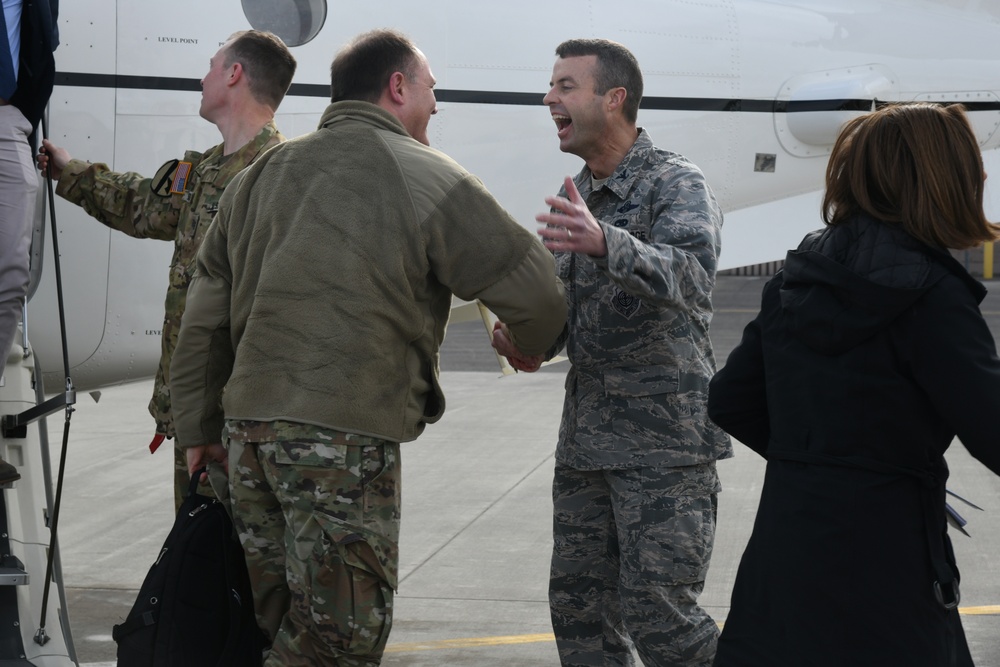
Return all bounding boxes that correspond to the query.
[0,1,997,663]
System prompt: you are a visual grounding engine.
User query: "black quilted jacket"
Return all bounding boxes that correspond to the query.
[708,214,997,667]
[711,213,998,474]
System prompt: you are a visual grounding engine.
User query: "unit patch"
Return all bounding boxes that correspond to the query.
[151,159,194,197]
[611,288,641,319]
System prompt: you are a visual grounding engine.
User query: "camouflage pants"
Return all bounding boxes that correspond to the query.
[550,462,720,667]
[227,433,401,666]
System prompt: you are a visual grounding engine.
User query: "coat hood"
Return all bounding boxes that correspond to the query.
[779,215,985,354]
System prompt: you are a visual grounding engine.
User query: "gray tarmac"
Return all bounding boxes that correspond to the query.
[52,276,1000,666]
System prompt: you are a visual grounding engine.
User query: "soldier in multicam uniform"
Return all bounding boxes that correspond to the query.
[169,29,567,666]
[493,39,733,666]
[36,30,296,508]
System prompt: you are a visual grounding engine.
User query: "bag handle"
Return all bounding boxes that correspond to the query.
[187,466,209,499]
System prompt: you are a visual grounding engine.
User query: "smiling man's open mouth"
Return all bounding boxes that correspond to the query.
[553,113,572,137]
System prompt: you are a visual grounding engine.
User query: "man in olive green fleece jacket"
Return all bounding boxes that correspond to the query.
[170,29,566,666]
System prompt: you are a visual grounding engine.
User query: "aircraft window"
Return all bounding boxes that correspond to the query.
[241,0,326,47]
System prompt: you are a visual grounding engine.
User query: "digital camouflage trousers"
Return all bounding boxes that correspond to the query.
[550,462,721,667]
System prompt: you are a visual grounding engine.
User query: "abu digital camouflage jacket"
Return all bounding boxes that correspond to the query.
[551,129,733,470]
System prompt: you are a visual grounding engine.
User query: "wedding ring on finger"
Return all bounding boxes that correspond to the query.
[567,228,573,240]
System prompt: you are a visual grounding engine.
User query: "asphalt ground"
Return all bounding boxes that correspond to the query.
[52,275,1000,666]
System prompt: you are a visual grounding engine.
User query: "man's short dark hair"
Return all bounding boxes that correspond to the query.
[224,30,297,110]
[555,39,643,124]
[330,29,420,103]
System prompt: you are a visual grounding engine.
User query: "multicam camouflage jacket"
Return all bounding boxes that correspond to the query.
[56,121,284,437]
[551,129,733,470]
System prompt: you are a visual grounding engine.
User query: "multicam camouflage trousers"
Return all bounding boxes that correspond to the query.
[226,429,401,666]
[550,462,720,667]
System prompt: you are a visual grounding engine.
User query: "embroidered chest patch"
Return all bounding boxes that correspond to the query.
[611,288,641,319]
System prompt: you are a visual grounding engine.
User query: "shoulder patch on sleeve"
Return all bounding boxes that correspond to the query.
[151,159,193,197]
[151,159,180,197]
[170,162,193,194]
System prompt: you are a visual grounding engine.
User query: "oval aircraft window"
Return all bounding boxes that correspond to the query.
[241,0,327,47]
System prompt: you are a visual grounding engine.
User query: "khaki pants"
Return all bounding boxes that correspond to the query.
[0,105,37,378]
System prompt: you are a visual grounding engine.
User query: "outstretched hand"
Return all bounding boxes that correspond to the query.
[536,176,608,257]
[492,321,544,372]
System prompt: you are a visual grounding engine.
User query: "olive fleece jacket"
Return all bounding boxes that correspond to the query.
[171,101,566,446]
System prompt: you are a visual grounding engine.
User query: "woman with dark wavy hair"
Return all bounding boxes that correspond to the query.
[708,103,1000,667]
